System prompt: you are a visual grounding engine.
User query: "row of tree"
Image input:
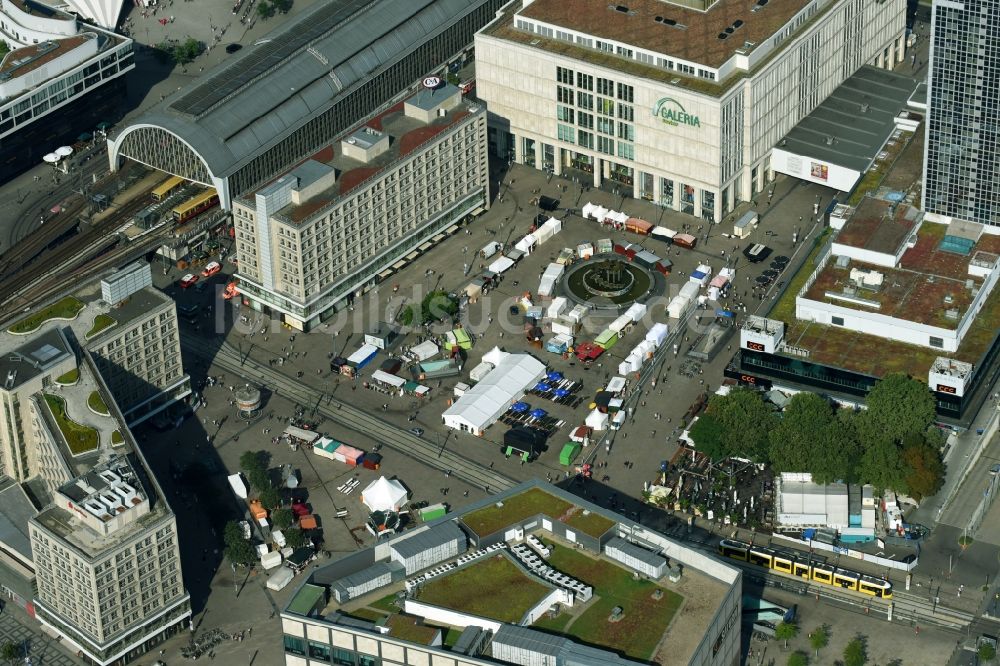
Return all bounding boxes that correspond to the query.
[154,38,205,66]
[776,620,995,664]
[224,451,308,566]
[689,374,945,499]
[257,0,293,19]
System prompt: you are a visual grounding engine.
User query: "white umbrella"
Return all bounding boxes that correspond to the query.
[42,153,59,164]
[56,146,74,157]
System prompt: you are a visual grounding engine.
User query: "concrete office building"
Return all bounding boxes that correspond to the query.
[281,481,742,666]
[922,0,1000,228]
[109,0,507,211]
[0,267,191,663]
[0,0,134,182]
[0,262,189,495]
[475,0,906,222]
[232,83,489,329]
[29,451,189,665]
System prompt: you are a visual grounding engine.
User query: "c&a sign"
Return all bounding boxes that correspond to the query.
[652,97,700,128]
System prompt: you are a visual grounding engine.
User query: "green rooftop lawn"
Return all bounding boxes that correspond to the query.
[348,608,388,623]
[8,296,84,334]
[386,615,440,645]
[111,430,124,445]
[462,488,614,539]
[55,368,79,385]
[417,555,550,624]
[43,394,98,455]
[86,314,117,339]
[88,391,109,415]
[538,547,683,661]
[369,593,400,613]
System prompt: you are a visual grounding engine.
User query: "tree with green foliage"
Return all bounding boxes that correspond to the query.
[775,620,799,649]
[174,38,204,64]
[808,625,829,659]
[842,636,867,666]
[787,652,808,666]
[769,393,835,473]
[271,0,292,12]
[809,418,861,484]
[857,435,907,491]
[259,486,282,511]
[706,387,777,462]
[857,373,935,447]
[223,521,255,566]
[271,507,293,530]
[239,450,268,475]
[980,643,996,662]
[284,528,309,549]
[0,641,20,665]
[901,433,945,501]
[0,41,10,59]
[688,412,728,460]
[257,1,275,19]
[399,290,459,326]
[240,450,271,491]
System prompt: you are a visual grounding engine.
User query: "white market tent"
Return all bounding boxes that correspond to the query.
[488,256,516,274]
[605,376,627,394]
[585,409,609,431]
[408,340,439,361]
[646,322,669,347]
[442,348,546,436]
[515,234,538,253]
[362,477,409,512]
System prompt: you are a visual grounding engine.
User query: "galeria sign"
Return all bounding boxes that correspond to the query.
[652,97,700,128]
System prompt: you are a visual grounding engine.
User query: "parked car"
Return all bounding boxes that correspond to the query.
[179,273,199,288]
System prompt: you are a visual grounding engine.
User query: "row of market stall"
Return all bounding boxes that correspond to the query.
[581,202,697,248]
[665,264,734,319]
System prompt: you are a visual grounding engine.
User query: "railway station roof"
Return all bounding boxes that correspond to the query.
[113,0,488,180]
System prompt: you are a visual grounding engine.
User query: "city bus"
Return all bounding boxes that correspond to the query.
[172,189,219,223]
[151,175,185,201]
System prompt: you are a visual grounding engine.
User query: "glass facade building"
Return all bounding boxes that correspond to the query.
[923,0,1000,227]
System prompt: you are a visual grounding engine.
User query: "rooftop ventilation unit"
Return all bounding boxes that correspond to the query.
[4,370,15,389]
[98,470,121,486]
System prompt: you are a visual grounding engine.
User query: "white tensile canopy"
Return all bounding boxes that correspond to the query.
[362,476,409,512]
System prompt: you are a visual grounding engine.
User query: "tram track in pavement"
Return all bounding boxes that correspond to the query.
[181,339,518,494]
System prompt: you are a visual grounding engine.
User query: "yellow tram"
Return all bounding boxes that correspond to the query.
[719,539,892,599]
